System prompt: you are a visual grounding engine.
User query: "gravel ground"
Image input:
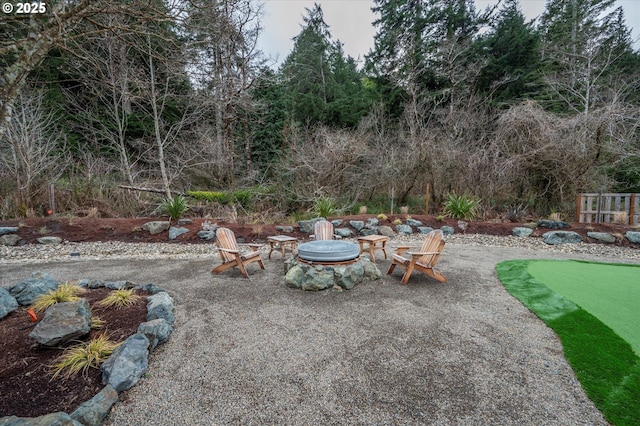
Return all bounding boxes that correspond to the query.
[1,235,638,425]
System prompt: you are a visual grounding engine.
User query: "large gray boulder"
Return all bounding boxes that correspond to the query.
[366,218,379,227]
[197,230,215,240]
[349,220,365,231]
[0,288,18,319]
[512,227,534,237]
[168,226,189,240]
[29,299,92,346]
[377,226,396,237]
[396,224,412,235]
[537,219,569,229]
[275,225,295,233]
[0,226,19,236]
[146,292,175,325]
[360,228,378,236]
[0,234,21,246]
[0,412,83,425]
[101,333,150,392]
[440,226,455,235]
[9,272,58,306]
[330,220,343,227]
[36,236,62,245]
[137,318,172,350]
[70,385,119,426]
[297,217,325,234]
[334,228,353,238]
[417,226,434,234]
[626,231,640,244]
[141,221,170,235]
[542,231,583,245]
[406,218,423,227]
[587,232,616,243]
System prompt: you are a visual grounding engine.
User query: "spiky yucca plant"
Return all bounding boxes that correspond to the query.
[31,283,86,312]
[98,289,141,309]
[51,335,121,379]
[442,193,481,221]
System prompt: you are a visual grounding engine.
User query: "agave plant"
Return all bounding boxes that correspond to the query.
[160,195,189,221]
[442,193,481,221]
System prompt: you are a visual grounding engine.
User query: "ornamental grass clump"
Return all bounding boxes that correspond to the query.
[314,196,337,218]
[442,193,481,221]
[98,289,141,309]
[50,335,121,379]
[31,283,86,312]
[160,195,189,221]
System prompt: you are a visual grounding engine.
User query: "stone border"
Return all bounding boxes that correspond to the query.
[0,279,175,426]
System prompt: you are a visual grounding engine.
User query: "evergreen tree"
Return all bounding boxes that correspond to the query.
[476,0,541,105]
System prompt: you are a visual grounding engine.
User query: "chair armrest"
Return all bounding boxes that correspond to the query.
[218,247,241,254]
[406,251,440,257]
[396,246,415,255]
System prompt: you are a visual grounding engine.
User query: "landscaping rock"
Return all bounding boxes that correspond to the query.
[330,220,343,227]
[298,218,325,234]
[8,272,58,306]
[440,226,455,235]
[70,385,119,426]
[137,318,172,350]
[36,236,62,245]
[0,234,21,246]
[177,219,192,226]
[146,292,175,325]
[334,228,353,238]
[542,231,583,245]
[0,412,83,425]
[275,225,294,233]
[103,280,134,290]
[626,231,640,244]
[417,227,434,234]
[141,221,170,235]
[366,218,379,227]
[0,226,19,236]
[29,299,92,347]
[349,220,365,231]
[141,283,166,295]
[406,218,423,227]
[284,258,380,291]
[377,226,396,237]
[0,288,18,320]
[360,228,378,236]
[537,219,570,229]
[396,224,412,235]
[168,226,189,240]
[512,227,534,237]
[101,333,150,392]
[197,230,215,240]
[587,232,616,243]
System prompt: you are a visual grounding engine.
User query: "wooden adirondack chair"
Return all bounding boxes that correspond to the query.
[386,230,447,285]
[313,220,335,240]
[212,227,265,278]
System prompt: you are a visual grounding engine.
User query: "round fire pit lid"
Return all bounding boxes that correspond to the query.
[297,240,360,262]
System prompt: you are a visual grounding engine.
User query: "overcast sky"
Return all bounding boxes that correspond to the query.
[257,0,640,67]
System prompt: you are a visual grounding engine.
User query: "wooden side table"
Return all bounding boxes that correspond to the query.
[357,235,388,263]
[267,235,298,259]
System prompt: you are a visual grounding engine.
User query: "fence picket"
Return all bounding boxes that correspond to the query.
[577,193,639,225]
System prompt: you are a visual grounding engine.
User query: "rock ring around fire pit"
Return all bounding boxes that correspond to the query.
[284,240,381,291]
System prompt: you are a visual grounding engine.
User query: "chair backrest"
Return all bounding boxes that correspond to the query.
[417,230,445,267]
[314,220,334,240]
[216,227,239,262]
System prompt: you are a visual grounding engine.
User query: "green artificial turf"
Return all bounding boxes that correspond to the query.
[496,260,640,426]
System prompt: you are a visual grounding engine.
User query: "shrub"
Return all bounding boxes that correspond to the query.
[377,213,388,221]
[442,193,481,221]
[98,289,141,309]
[187,191,230,204]
[160,195,189,221]
[31,283,86,312]
[314,196,337,218]
[50,335,121,379]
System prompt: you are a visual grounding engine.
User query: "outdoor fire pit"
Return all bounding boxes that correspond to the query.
[284,240,381,291]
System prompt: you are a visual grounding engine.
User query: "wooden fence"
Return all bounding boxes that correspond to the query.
[577,193,639,225]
